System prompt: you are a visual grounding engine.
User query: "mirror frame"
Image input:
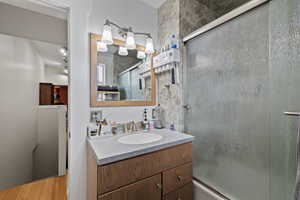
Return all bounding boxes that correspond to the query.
[90,33,156,107]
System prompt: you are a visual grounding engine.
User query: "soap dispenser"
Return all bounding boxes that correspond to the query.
[152,104,164,129]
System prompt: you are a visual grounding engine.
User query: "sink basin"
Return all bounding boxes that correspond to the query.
[118,133,162,145]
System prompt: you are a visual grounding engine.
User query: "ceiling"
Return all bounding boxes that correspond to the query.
[138,0,167,8]
[32,40,66,68]
[0,0,67,20]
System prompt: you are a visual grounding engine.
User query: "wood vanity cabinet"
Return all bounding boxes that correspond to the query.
[87,142,193,200]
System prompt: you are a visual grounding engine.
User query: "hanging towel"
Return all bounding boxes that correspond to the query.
[295,116,300,200]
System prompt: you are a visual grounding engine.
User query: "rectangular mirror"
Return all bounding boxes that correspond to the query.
[90,33,156,107]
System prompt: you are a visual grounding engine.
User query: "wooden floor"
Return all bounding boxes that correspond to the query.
[0,176,67,200]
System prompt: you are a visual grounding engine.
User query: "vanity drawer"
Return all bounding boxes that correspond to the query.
[98,142,192,194]
[163,163,192,194]
[99,174,162,200]
[164,182,193,200]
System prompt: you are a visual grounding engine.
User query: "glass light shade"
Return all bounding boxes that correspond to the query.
[126,31,136,50]
[145,37,154,54]
[137,51,146,59]
[118,46,128,56]
[60,47,67,56]
[102,24,113,45]
[97,41,108,52]
[60,48,66,54]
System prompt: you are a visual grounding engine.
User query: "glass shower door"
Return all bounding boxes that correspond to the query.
[183,1,299,199]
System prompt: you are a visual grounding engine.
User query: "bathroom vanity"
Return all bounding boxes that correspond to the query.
[87,129,194,200]
[88,33,193,200]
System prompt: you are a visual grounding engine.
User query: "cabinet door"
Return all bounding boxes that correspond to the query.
[99,143,192,194]
[163,163,192,194]
[99,174,162,200]
[39,83,54,105]
[164,183,193,200]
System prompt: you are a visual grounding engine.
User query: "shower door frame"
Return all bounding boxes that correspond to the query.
[181,0,273,199]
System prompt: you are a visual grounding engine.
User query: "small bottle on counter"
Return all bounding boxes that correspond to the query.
[149,120,154,130]
[170,123,175,131]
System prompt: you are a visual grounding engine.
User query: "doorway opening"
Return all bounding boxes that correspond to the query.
[0,0,69,199]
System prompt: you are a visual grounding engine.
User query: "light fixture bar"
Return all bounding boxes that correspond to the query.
[105,20,127,32]
[134,32,151,37]
[104,20,152,40]
[102,19,154,54]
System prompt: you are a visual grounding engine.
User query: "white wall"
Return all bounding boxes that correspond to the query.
[42,66,68,85]
[64,0,158,200]
[35,106,67,180]
[0,34,44,189]
[66,1,93,200]
[0,2,67,46]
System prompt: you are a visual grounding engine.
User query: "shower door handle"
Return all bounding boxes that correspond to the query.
[183,104,191,111]
[284,112,300,116]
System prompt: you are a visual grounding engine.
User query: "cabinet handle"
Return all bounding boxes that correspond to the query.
[156,183,162,190]
[177,175,183,181]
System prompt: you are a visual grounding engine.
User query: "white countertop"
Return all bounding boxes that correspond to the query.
[87,129,194,165]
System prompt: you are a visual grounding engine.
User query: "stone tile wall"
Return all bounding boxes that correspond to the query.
[180,0,216,38]
[157,0,251,131]
[157,0,182,130]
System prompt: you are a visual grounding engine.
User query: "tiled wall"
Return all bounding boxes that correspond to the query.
[157,0,216,131]
[197,0,251,17]
[157,0,182,131]
[180,0,216,38]
[158,0,180,48]
[157,0,252,131]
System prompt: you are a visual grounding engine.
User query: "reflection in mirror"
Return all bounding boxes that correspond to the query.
[96,44,152,102]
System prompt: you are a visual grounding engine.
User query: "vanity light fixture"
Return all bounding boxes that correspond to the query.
[126,29,136,50]
[145,37,154,54]
[97,41,108,52]
[101,19,154,56]
[137,51,146,59]
[64,66,68,74]
[118,46,128,56]
[102,23,113,45]
[60,47,67,56]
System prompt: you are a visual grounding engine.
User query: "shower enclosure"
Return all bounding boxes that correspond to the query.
[183,0,300,199]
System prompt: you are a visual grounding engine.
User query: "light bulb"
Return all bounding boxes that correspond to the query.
[64,66,68,74]
[102,24,113,45]
[97,41,108,52]
[145,37,154,54]
[137,51,146,59]
[60,47,67,56]
[60,48,65,54]
[118,46,128,56]
[126,31,136,50]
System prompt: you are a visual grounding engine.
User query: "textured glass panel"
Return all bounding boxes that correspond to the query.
[185,1,300,199]
[184,5,270,200]
[269,0,300,199]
